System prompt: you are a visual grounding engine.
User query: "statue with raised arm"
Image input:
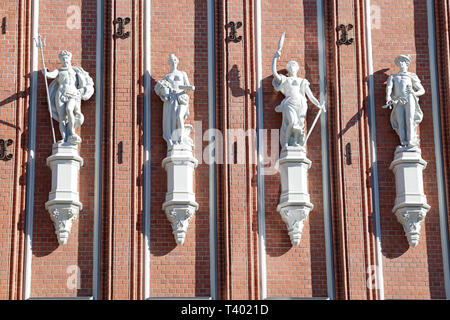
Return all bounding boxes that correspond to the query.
[384,54,425,150]
[272,33,325,150]
[155,54,195,148]
[42,50,94,145]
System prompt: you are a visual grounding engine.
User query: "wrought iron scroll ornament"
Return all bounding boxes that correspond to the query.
[226,21,243,43]
[337,24,354,45]
[0,139,13,161]
[113,17,131,39]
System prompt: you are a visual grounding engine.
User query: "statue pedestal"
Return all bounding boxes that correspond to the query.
[162,144,198,245]
[390,149,430,247]
[276,147,313,246]
[45,143,83,245]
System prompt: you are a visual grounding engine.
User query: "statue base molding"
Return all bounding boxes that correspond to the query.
[276,147,313,246]
[390,149,430,247]
[162,144,198,245]
[45,143,83,245]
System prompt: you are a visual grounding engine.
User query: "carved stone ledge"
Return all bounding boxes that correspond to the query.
[162,143,198,245]
[163,203,198,245]
[390,149,430,247]
[394,205,430,247]
[48,205,80,245]
[279,205,312,246]
[276,147,313,246]
[45,143,83,245]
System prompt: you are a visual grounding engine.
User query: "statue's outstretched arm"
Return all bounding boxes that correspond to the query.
[305,83,323,110]
[272,52,282,83]
[42,68,59,79]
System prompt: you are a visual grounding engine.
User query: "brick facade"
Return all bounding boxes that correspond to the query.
[0,0,448,300]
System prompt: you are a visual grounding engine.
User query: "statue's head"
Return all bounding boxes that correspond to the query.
[58,50,72,67]
[395,54,411,71]
[286,60,299,76]
[168,54,179,70]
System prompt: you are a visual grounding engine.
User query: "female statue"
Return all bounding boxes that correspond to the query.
[272,34,325,149]
[155,54,195,148]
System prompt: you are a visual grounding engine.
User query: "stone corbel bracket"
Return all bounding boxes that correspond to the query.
[390,149,430,247]
[162,144,199,245]
[276,148,314,246]
[45,143,83,245]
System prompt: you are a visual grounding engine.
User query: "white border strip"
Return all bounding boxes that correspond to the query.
[143,0,152,300]
[255,0,267,300]
[23,0,39,300]
[364,0,385,300]
[426,0,450,299]
[317,0,336,300]
[93,0,104,300]
[207,0,218,300]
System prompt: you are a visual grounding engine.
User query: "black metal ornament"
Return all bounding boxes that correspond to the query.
[0,139,13,161]
[337,24,354,46]
[114,17,131,39]
[226,21,243,43]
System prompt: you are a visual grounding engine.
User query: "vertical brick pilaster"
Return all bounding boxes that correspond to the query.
[434,0,450,238]
[101,0,144,300]
[325,0,377,300]
[216,0,259,300]
[0,0,31,300]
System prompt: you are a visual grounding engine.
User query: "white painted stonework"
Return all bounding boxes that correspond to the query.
[43,51,93,245]
[45,143,83,245]
[386,55,430,247]
[276,148,313,246]
[162,143,199,245]
[272,34,324,246]
[390,149,430,247]
[156,55,198,245]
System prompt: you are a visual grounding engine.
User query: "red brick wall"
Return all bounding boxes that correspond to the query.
[215,0,260,300]
[0,0,449,300]
[324,0,379,300]
[149,0,211,298]
[0,0,30,300]
[261,0,328,298]
[30,0,96,298]
[371,0,446,299]
[434,0,450,256]
[100,0,145,300]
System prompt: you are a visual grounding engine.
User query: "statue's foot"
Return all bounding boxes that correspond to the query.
[67,134,82,145]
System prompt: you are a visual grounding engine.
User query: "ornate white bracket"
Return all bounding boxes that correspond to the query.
[390,149,430,247]
[277,148,314,246]
[45,143,83,245]
[279,206,311,246]
[49,206,79,245]
[162,144,199,245]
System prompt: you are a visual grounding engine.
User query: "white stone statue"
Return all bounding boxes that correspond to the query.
[40,50,93,245]
[42,50,94,145]
[385,54,430,247]
[273,33,325,246]
[384,54,425,150]
[155,54,195,148]
[155,54,198,245]
[272,34,325,149]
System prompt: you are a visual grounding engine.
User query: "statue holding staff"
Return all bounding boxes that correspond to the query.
[42,50,94,145]
[272,33,325,149]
